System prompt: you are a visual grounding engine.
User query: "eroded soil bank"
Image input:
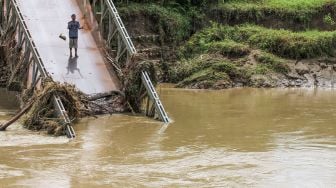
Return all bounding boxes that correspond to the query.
[169,54,336,90]
[116,0,336,90]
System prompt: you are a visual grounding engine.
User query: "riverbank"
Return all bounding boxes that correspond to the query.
[116,0,336,89]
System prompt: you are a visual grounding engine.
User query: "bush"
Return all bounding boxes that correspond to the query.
[324,13,336,26]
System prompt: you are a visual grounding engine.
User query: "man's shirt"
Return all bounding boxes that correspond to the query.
[68,21,80,39]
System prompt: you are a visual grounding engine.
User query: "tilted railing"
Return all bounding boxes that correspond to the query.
[0,0,76,138]
[141,71,169,123]
[104,0,136,54]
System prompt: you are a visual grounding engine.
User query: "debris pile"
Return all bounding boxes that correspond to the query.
[21,78,127,136]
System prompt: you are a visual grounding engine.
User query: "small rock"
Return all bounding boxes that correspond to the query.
[295,62,310,75]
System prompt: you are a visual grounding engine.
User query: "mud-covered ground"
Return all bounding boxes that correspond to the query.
[261,58,336,88]
[165,54,336,90]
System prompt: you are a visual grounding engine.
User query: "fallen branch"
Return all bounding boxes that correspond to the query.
[0,100,34,131]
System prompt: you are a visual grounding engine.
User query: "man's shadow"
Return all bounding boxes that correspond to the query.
[67,57,83,77]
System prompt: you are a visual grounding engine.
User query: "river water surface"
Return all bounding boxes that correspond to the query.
[0,87,335,187]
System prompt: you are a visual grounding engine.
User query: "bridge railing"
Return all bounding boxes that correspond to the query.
[79,0,170,123]
[0,0,76,138]
[79,0,135,65]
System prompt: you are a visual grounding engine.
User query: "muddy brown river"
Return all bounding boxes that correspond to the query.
[0,87,335,187]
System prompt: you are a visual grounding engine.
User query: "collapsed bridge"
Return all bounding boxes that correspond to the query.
[0,0,169,138]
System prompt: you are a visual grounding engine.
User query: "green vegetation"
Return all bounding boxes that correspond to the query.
[221,0,332,11]
[324,13,336,26]
[169,55,253,88]
[177,68,230,89]
[205,40,250,57]
[168,56,220,83]
[119,3,193,43]
[254,52,290,74]
[174,57,246,88]
[182,24,336,59]
[214,0,336,29]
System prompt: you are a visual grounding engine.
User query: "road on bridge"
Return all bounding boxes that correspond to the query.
[17,0,120,94]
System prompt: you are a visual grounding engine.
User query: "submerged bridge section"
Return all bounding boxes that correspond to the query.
[0,0,169,138]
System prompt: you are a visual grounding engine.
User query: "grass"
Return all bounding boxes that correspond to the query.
[170,55,254,87]
[182,23,336,59]
[214,0,336,28]
[207,40,251,57]
[221,0,332,11]
[168,56,222,83]
[177,68,230,88]
[181,37,251,58]
[251,51,290,74]
[171,51,289,87]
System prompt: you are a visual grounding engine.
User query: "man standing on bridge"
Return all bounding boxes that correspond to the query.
[68,14,83,57]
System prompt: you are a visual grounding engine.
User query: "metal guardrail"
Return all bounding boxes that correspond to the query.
[105,0,137,55]
[81,0,136,63]
[5,0,75,138]
[141,71,170,123]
